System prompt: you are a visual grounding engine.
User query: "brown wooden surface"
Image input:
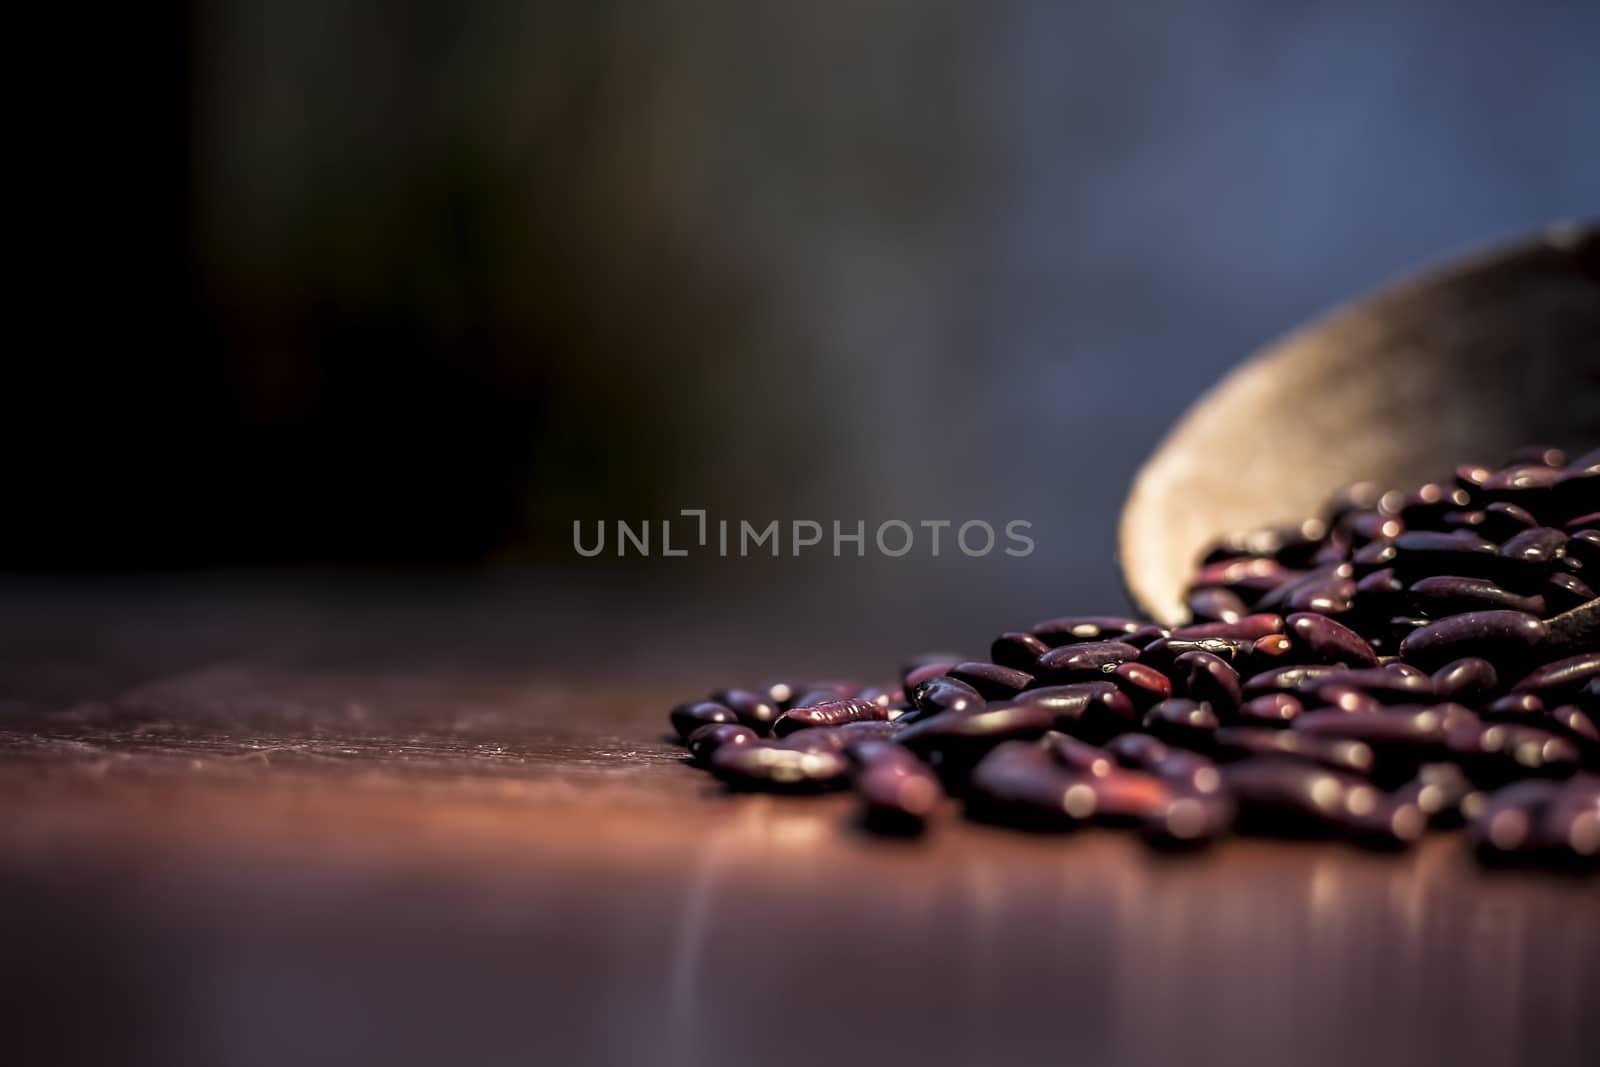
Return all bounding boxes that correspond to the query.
[2,575,1596,1067]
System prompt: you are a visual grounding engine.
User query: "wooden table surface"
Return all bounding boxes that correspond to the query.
[2,575,1595,1067]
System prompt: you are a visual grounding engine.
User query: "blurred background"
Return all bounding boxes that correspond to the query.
[7,0,1599,642]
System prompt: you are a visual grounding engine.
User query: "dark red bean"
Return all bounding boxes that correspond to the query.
[1510,652,1600,699]
[1407,575,1546,617]
[1213,726,1374,776]
[1430,658,1499,703]
[1499,526,1568,565]
[710,688,784,735]
[791,685,856,709]
[1034,642,1141,683]
[1544,572,1596,613]
[897,702,1055,758]
[670,700,739,740]
[1221,758,1384,836]
[1480,463,1563,513]
[1286,612,1379,666]
[686,723,759,765]
[708,743,853,792]
[1143,792,1235,848]
[988,632,1051,673]
[1550,461,1599,525]
[1394,483,1472,530]
[1470,779,1565,860]
[1298,667,1435,704]
[1112,662,1174,711]
[1394,762,1477,826]
[1343,792,1429,848]
[1447,721,1582,786]
[1041,731,1117,777]
[1567,513,1600,532]
[1171,614,1285,641]
[964,742,1088,830]
[1564,529,1600,570]
[854,745,942,835]
[1487,691,1545,717]
[1172,650,1242,714]
[1237,692,1304,726]
[1398,610,1548,671]
[772,697,890,737]
[1390,530,1501,581]
[1142,699,1220,752]
[856,685,904,709]
[1016,682,1138,742]
[908,677,985,722]
[1502,446,1568,469]
[1308,684,1382,714]
[1030,616,1142,647]
[1104,733,1223,794]
[1443,509,1487,531]
[1544,706,1600,767]
[1140,637,1256,675]
[1190,556,1297,596]
[1351,539,1400,572]
[1187,587,1248,624]
[1242,663,1343,695]
[902,660,958,694]
[1292,705,1474,787]
[1343,510,1404,548]
[1477,502,1540,541]
[1119,624,1172,650]
[947,662,1034,700]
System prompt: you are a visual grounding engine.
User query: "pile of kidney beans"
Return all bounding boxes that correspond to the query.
[668,448,1599,867]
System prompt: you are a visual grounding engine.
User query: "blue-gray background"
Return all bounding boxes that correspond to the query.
[10,0,1598,642]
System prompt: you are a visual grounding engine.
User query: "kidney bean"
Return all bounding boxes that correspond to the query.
[989,632,1051,673]
[1142,699,1220,752]
[1448,720,1582,787]
[1510,652,1600,699]
[947,662,1034,700]
[708,743,852,792]
[687,723,760,765]
[1563,529,1600,570]
[1221,758,1383,836]
[1394,483,1472,530]
[1394,762,1477,826]
[1172,650,1243,714]
[1470,779,1566,859]
[772,697,890,737]
[1040,731,1117,777]
[1480,464,1563,514]
[709,688,784,734]
[1171,613,1285,641]
[855,745,942,835]
[1035,642,1142,683]
[1292,705,1474,787]
[1478,501,1541,541]
[1308,684,1383,713]
[1297,667,1436,704]
[1286,612,1379,666]
[1430,658,1499,703]
[1391,530,1502,582]
[670,700,740,740]
[1112,662,1174,711]
[1407,575,1547,618]
[1242,663,1343,695]
[1120,624,1172,649]
[897,702,1055,758]
[964,742,1088,830]
[1187,586,1248,624]
[1213,726,1375,776]
[1544,572,1596,613]
[1030,616,1143,647]
[1237,692,1304,726]
[1398,610,1548,671]
[907,677,985,722]
[902,660,959,694]
[1017,682,1138,742]
[1143,792,1236,848]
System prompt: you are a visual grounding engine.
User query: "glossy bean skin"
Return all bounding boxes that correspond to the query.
[1498,526,1568,566]
[1186,587,1248,624]
[1477,502,1540,541]
[1016,682,1138,742]
[1297,667,1435,705]
[1172,650,1242,715]
[901,660,958,694]
[1030,616,1143,648]
[1292,705,1475,787]
[1310,683,1383,713]
[1220,758,1384,837]
[1544,572,1596,613]
[1470,779,1569,863]
[708,743,853,792]
[1407,575,1546,618]
[1447,721,1582,787]
[989,632,1052,673]
[1213,726,1374,776]
[897,703,1056,788]
[1143,792,1235,848]
[854,744,942,835]
[1119,624,1172,650]
[1105,733,1223,794]
[670,700,740,740]
[1041,731,1117,777]
[1112,662,1174,712]
[1393,763,1478,826]
[1509,653,1600,699]
[784,719,906,753]
[1242,663,1343,695]
[1034,642,1141,683]
[686,723,760,765]
[947,662,1034,700]
[906,677,985,723]
[1397,610,1548,672]
[1563,529,1600,570]
[964,742,1088,830]
[1286,612,1379,666]
[1430,658,1499,704]
[1544,706,1600,767]
[711,688,784,735]
[1142,699,1220,752]
[772,697,891,737]
[1389,530,1501,582]
[1237,692,1304,727]
[1170,614,1285,641]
